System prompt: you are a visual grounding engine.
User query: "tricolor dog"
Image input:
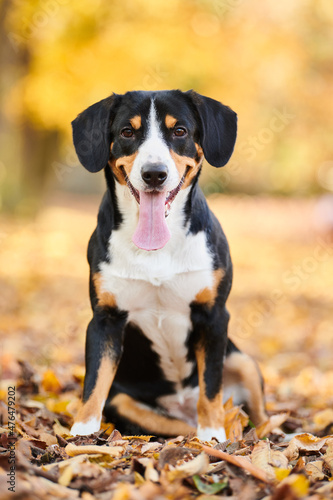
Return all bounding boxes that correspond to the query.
[70,90,267,441]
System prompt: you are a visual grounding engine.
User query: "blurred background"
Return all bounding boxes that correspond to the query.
[0,0,333,425]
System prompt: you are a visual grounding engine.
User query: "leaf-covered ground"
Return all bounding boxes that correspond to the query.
[0,193,333,499]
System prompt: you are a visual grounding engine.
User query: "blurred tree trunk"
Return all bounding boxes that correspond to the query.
[0,0,60,214]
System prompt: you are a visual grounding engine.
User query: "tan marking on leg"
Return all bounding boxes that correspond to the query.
[110,393,195,436]
[165,114,177,128]
[195,347,225,430]
[130,115,141,130]
[108,151,138,186]
[170,149,203,189]
[93,272,117,308]
[223,351,267,426]
[195,269,225,307]
[75,356,116,424]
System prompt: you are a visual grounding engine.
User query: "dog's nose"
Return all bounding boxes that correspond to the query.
[141,163,168,188]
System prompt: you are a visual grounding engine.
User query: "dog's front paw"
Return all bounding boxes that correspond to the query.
[70,418,101,436]
[197,425,227,443]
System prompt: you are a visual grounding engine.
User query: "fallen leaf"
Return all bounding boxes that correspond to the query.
[305,460,325,481]
[313,409,333,432]
[279,474,310,497]
[65,443,124,458]
[251,441,276,482]
[167,452,209,480]
[201,444,272,483]
[39,432,58,446]
[323,437,333,473]
[256,413,289,439]
[42,369,62,393]
[193,475,228,494]
[286,434,327,453]
[144,460,159,482]
[58,464,74,487]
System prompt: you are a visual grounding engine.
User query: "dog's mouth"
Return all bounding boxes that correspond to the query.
[120,166,188,217]
[120,166,189,251]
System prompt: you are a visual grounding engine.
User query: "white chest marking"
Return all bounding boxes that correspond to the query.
[99,194,214,385]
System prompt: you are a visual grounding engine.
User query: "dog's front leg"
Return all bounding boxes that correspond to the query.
[71,309,127,436]
[193,307,229,443]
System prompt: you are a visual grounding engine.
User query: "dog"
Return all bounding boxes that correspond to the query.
[70,90,267,441]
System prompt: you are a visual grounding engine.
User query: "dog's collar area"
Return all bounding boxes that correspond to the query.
[119,165,190,217]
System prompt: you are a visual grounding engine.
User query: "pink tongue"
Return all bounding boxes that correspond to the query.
[132,191,170,251]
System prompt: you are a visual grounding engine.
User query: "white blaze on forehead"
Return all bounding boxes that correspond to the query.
[129,99,179,191]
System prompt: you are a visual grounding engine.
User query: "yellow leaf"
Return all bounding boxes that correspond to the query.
[100,422,115,435]
[42,369,62,393]
[58,465,74,487]
[223,396,234,411]
[123,435,153,441]
[112,483,131,500]
[274,468,290,481]
[280,474,309,497]
[134,472,145,485]
[46,399,70,414]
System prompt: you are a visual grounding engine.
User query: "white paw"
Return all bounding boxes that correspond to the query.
[197,425,227,443]
[70,417,101,436]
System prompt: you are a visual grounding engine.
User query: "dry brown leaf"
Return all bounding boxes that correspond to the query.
[323,437,333,473]
[251,440,276,482]
[65,443,124,458]
[313,409,333,432]
[53,421,71,437]
[270,449,289,470]
[256,413,289,439]
[167,452,209,481]
[43,454,89,471]
[39,432,58,446]
[286,433,328,453]
[201,444,272,483]
[316,481,333,495]
[283,440,299,461]
[141,441,162,454]
[305,460,325,481]
[144,460,159,482]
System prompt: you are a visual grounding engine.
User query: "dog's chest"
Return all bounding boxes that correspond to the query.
[99,228,214,385]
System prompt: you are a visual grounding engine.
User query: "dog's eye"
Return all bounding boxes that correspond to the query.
[174,127,187,137]
[121,128,134,138]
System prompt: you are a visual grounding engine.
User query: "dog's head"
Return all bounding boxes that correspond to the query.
[72,90,237,251]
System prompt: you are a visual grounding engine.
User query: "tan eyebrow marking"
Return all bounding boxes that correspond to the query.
[165,114,178,128]
[129,115,141,129]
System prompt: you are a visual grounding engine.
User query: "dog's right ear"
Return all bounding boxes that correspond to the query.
[72,94,120,173]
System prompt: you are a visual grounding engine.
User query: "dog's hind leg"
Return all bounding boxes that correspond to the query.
[223,339,267,426]
[105,393,196,437]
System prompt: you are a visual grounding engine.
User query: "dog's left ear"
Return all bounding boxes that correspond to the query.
[72,94,121,173]
[186,90,237,168]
